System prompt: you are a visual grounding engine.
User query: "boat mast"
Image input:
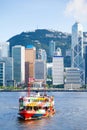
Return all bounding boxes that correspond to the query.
[28,81,31,97]
[43,81,46,96]
[28,77,34,97]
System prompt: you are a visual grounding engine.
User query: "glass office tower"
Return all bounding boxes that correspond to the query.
[71,22,85,84]
[12,45,25,83]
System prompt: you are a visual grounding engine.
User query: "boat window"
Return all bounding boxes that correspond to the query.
[26,106,32,111]
[19,106,24,111]
[38,107,41,109]
[44,107,48,111]
[34,106,38,111]
[28,99,30,102]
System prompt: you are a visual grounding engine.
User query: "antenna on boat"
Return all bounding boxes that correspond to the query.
[43,81,46,96]
[28,78,30,97]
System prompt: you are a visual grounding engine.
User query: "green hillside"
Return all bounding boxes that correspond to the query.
[8,29,71,66]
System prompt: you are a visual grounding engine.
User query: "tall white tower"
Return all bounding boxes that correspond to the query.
[71,22,85,84]
[53,56,64,85]
[52,49,64,85]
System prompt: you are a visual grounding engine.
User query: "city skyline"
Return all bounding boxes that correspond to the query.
[1,0,87,41]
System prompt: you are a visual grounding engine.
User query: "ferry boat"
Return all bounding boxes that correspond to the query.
[18,79,55,120]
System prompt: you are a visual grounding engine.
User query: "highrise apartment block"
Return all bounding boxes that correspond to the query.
[12,45,25,83]
[53,56,64,85]
[25,45,36,84]
[49,40,55,57]
[65,68,81,89]
[0,57,13,86]
[0,62,5,86]
[0,42,9,57]
[52,48,64,85]
[34,60,46,83]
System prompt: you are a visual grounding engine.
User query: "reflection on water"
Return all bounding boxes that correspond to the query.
[18,117,51,130]
[0,92,87,130]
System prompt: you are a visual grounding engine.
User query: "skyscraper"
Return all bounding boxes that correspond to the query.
[71,22,85,84]
[0,42,9,57]
[0,62,5,86]
[34,60,46,83]
[0,57,13,86]
[84,44,87,84]
[52,50,64,85]
[38,49,47,62]
[65,68,81,89]
[49,40,55,57]
[12,45,25,83]
[25,45,36,84]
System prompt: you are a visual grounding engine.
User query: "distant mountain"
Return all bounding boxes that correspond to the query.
[8,29,87,66]
[8,29,71,64]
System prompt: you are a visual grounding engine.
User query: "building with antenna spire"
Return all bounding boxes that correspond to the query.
[71,22,85,85]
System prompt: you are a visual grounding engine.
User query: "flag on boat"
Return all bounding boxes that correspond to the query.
[29,77,35,83]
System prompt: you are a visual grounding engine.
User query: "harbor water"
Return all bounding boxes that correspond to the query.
[0,91,87,130]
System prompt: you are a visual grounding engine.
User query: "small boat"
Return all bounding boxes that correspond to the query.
[18,79,55,120]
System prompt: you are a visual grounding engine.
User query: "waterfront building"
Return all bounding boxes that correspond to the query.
[34,59,46,83]
[12,45,25,84]
[0,62,5,86]
[0,42,9,57]
[7,80,15,87]
[71,22,85,85]
[38,49,47,62]
[84,44,87,84]
[47,63,53,77]
[64,68,81,89]
[49,40,55,57]
[0,57,13,86]
[52,54,64,85]
[25,45,36,84]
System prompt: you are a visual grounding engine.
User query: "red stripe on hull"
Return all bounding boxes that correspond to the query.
[19,110,35,120]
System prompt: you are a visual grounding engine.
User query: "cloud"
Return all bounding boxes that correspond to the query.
[65,0,87,22]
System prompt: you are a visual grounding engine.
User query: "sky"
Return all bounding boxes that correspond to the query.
[1,0,87,41]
